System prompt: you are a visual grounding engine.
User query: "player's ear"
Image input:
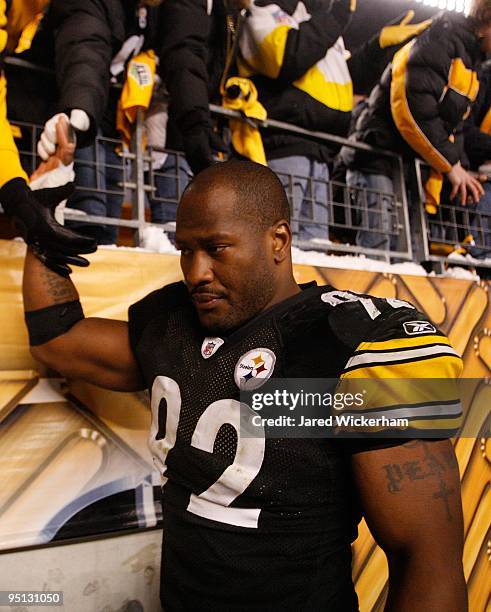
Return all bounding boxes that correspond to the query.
[270,220,291,263]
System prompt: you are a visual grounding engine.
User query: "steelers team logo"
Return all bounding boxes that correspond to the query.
[234,348,276,391]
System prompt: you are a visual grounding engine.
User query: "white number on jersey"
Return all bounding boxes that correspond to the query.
[321,290,381,320]
[321,291,416,320]
[150,376,266,529]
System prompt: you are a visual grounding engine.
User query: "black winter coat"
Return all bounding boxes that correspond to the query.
[346,12,484,177]
[49,0,161,143]
[158,0,415,165]
[158,0,229,153]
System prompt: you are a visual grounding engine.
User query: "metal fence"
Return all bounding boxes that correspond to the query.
[9,114,413,262]
[6,56,491,269]
[413,159,491,270]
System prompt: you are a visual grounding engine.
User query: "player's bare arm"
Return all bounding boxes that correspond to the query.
[351,439,467,612]
[23,248,144,391]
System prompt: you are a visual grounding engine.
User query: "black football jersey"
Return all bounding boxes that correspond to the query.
[128,282,462,611]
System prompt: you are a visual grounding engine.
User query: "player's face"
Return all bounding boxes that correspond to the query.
[176,184,277,334]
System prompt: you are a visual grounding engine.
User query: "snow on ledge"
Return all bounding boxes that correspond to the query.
[439,266,480,280]
[291,247,428,276]
[98,228,483,281]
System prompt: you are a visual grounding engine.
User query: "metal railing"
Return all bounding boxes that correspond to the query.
[10,109,413,262]
[7,55,489,270]
[211,104,412,262]
[414,159,491,270]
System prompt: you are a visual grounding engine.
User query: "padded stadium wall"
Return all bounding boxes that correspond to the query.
[0,240,488,612]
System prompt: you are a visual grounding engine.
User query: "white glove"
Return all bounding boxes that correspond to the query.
[30,163,75,224]
[37,109,90,160]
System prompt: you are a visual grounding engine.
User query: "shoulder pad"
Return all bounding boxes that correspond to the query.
[128,281,188,345]
[129,281,187,317]
[320,288,442,350]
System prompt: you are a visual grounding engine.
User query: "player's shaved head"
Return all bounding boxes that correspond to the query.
[182,159,290,231]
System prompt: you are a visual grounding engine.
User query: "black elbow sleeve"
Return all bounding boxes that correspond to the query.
[25,300,84,346]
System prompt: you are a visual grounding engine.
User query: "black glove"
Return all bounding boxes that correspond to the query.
[184,126,229,176]
[0,178,97,277]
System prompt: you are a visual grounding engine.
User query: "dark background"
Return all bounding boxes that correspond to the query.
[345,0,443,50]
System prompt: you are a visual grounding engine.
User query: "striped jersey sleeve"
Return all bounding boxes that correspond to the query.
[342,333,462,379]
[325,290,463,442]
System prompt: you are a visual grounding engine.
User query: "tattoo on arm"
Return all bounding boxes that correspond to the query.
[41,265,79,304]
[381,441,458,521]
[432,478,455,522]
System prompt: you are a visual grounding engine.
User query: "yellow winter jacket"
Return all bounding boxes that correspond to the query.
[0,0,49,188]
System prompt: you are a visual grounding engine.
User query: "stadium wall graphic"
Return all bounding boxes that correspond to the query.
[0,240,489,611]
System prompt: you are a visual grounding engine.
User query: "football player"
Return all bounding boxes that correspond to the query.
[22,160,466,611]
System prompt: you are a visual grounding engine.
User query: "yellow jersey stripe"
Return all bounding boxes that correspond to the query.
[355,334,451,353]
[406,416,463,430]
[345,344,459,371]
[341,354,463,379]
[340,399,462,418]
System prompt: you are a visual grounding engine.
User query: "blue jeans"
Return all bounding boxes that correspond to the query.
[67,138,126,245]
[268,156,329,242]
[346,170,396,251]
[469,179,491,258]
[149,153,193,226]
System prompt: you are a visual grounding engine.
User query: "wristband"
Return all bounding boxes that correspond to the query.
[25,300,84,346]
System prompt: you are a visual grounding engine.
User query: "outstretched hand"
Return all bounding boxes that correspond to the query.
[0,177,97,277]
[446,162,485,206]
[30,182,97,276]
[37,110,90,161]
[28,113,96,276]
[32,114,77,180]
[184,126,229,175]
[379,9,432,49]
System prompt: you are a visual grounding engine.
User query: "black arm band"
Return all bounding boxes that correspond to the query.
[25,300,84,346]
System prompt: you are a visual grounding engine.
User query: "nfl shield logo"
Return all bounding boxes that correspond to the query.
[201,337,225,359]
[204,341,216,356]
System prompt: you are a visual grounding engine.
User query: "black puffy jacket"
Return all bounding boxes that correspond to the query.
[49,0,161,143]
[347,12,484,177]
[158,0,230,153]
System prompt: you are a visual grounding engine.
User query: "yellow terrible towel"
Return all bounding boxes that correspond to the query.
[222,77,267,166]
[116,50,156,145]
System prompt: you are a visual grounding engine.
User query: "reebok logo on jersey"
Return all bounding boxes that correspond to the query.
[201,337,224,359]
[234,348,276,391]
[403,321,437,335]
